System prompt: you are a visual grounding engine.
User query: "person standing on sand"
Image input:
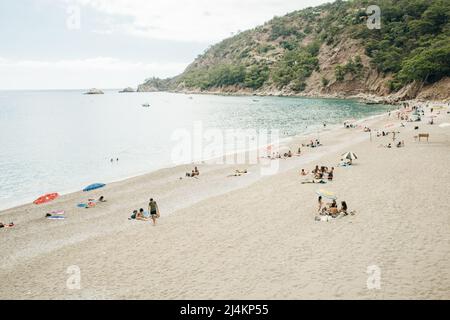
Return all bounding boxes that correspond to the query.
[318,196,323,213]
[148,198,160,226]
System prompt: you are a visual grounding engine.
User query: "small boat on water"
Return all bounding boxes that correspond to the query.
[142,103,150,107]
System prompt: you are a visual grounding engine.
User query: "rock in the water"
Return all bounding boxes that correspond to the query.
[119,87,135,93]
[84,88,104,95]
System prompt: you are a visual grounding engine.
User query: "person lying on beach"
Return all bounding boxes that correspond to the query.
[148,198,159,226]
[0,222,14,229]
[300,169,308,176]
[228,169,248,177]
[82,201,96,209]
[302,179,326,184]
[89,196,107,203]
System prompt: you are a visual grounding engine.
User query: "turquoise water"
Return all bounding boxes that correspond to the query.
[0,90,391,210]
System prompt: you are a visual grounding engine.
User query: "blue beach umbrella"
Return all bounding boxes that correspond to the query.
[83,183,106,192]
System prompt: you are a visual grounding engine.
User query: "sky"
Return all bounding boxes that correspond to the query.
[0,0,331,90]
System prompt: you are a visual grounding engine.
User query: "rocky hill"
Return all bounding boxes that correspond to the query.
[138,0,450,102]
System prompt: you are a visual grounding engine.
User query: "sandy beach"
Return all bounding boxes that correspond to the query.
[1,102,450,299]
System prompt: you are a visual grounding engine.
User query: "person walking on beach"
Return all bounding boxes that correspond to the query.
[148,198,160,226]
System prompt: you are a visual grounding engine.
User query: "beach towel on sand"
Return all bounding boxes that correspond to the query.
[77,202,96,208]
[47,210,65,215]
[46,215,65,220]
[315,215,333,222]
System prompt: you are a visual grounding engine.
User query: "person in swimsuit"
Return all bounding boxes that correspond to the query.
[327,200,339,217]
[314,171,323,180]
[328,167,334,181]
[130,210,138,220]
[148,198,159,226]
[0,222,14,228]
[135,208,149,221]
[340,201,348,215]
[318,196,323,213]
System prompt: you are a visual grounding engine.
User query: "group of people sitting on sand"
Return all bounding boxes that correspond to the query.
[269,149,299,160]
[304,139,321,148]
[396,141,405,148]
[228,169,248,177]
[301,165,334,184]
[317,197,351,218]
[186,167,200,178]
[383,140,405,148]
[313,165,334,180]
[129,198,160,226]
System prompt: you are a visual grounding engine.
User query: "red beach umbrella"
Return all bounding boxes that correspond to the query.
[33,193,59,205]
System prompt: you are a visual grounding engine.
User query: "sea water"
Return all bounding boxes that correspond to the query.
[0,90,391,210]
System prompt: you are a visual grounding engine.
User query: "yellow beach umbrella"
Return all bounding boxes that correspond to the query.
[316,189,337,200]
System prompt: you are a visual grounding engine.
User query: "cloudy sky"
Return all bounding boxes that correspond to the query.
[0,0,331,90]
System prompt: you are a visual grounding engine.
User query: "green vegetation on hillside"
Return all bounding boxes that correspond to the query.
[351,0,450,89]
[272,41,320,91]
[142,0,450,94]
[335,56,364,81]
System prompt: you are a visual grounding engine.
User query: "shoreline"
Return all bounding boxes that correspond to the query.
[0,101,392,213]
[138,88,450,105]
[1,100,449,299]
